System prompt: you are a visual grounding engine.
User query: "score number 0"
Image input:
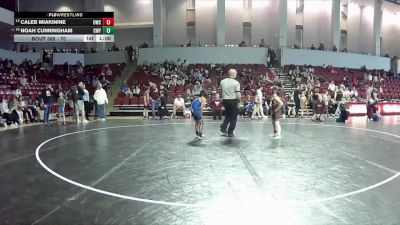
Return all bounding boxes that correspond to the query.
[103,18,114,26]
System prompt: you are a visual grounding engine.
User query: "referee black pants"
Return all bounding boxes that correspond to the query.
[221,99,238,134]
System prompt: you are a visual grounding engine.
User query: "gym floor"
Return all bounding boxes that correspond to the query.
[1,116,400,225]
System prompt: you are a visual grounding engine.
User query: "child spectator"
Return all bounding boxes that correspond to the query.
[209,93,224,120]
[57,92,66,125]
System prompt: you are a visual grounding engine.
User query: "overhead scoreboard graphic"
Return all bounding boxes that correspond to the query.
[13,12,114,42]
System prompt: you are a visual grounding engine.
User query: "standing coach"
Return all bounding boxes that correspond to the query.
[220,69,241,137]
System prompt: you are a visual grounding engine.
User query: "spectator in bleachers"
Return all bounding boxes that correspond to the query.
[171,94,186,119]
[350,87,358,101]
[186,40,192,47]
[193,69,203,81]
[1,97,20,127]
[318,43,325,51]
[344,87,351,101]
[328,80,336,92]
[14,87,22,98]
[259,39,266,47]
[332,45,338,52]
[192,81,203,96]
[238,41,247,47]
[293,85,301,117]
[106,67,112,77]
[184,88,193,103]
[209,93,224,120]
[121,80,132,96]
[18,97,33,124]
[132,84,140,97]
[287,97,296,118]
[20,76,28,87]
[168,75,178,88]
[100,76,111,90]
[310,44,316,50]
[41,84,55,125]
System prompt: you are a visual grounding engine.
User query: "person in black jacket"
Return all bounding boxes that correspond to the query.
[158,91,168,120]
[41,84,54,125]
[73,82,88,124]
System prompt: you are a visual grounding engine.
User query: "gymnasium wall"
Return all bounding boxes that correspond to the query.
[196,0,217,46]
[382,1,400,57]
[138,47,267,64]
[281,48,390,71]
[251,0,280,48]
[303,0,332,49]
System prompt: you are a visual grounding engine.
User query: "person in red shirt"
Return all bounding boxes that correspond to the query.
[312,95,325,122]
[209,93,224,120]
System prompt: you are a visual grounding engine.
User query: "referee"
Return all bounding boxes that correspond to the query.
[220,69,241,137]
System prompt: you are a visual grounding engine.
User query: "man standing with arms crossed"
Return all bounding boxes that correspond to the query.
[220,69,241,137]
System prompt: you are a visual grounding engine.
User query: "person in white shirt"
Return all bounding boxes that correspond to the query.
[328,81,336,92]
[343,87,351,101]
[160,67,166,79]
[350,87,358,100]
[171,94,186,118]
[14,88,22,98]
[94,83,108,121]
[251,85,267,119]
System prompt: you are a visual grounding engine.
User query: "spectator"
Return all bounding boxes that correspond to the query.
[300,92,308,117]
[93,83,108,121]
[318,43,325,51]
[83,84,91,120]
[143,85,150,119]
[73,82,88,124]
[20,76,28,87]
[121,80,132,96]
[209,93,224,120]
[334,85,344,116]
[14,88,22,98]
[18,97,33,124]
[158,91,168,119]
[322,91,330,117]
[57,92,66,125]
[312,95,325,122]
[343,87,351,101]
[252,85,267,119]
[100,76,111,90]
[238,41,246,47]
[328,80,336,92]
[41,84,54,125]
[186,40,192,47]
[149,83,159,119]
[132,84,140,97]
[169,75,178,87]
[171,94,186,118]
[184,88,193,103]
[127,45,134,62]
[192,81,203,96]
[1,97,19,126]
[332,45,338,52]
[310,44,316,50]
[287,97,296,117]
[106,67,112,76]
[259,39,266,47]
[193,69,203,81]
[293,85,301,117]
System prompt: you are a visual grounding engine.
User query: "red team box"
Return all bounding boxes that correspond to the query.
[103,18,114,26]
